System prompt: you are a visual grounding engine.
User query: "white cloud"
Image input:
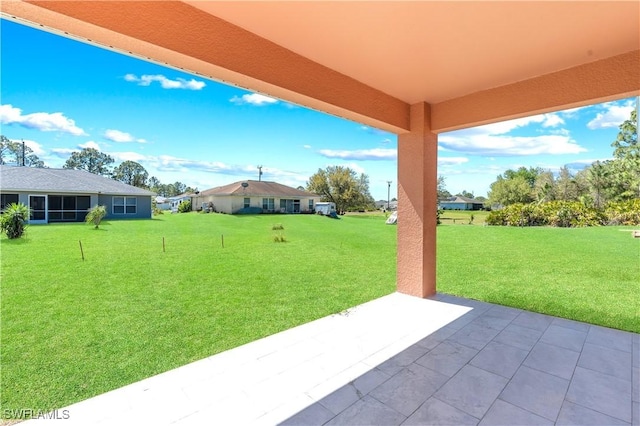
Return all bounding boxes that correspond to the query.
[587,104,635,129]
[229,93,278,106]
[440,112,583,157]
[0,104,86,136]
[303,145,311,149]
[110,151,149,163]
[124,73,206,90]
[50,148,77,158]
[439,134,586,156]
[318,148,396,161]
[6,138,46,156]
[78,141,102,150]
[343,162,366,174]
[438,157,469,166]
[104,129,146,143]
[542,114,564,127]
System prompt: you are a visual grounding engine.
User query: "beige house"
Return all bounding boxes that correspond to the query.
[192,180,321,214]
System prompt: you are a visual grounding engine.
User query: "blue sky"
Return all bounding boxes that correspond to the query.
[1,19,636,200]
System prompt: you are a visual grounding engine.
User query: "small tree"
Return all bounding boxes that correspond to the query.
[85,205,106,229]
[178,200,192,213]
[0,203,30,239]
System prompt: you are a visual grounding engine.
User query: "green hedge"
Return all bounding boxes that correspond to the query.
[486,200,639,227]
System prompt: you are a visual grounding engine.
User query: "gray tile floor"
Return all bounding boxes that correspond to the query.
[282,294,639,426]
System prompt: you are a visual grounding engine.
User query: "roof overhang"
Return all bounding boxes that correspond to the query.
[1,1,638,133]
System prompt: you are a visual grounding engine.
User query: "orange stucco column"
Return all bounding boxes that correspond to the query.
[397,102,438,298]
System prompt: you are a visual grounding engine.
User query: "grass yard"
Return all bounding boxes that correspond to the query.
[439,209,489,225]
[437,224,640,333]
[1,212,638,415]
[0,213,396,415]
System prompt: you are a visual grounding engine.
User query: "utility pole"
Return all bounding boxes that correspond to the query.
[387,180,392,210]
[21,140,26,166]
[258,165,263,181]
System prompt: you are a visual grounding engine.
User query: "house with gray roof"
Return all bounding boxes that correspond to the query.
[439,196,485,211]
[192,180,321,214]
[0,165,155,223]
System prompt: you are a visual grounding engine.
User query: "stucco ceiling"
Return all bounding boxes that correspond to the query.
[1,1,638,132]
[186,1,639,104]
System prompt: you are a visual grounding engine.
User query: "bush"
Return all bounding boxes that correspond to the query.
[486,201,606,227]
[272,224,284,230]
[85,205,107,229]
[0,203,30,239]
[178,200,192,213]
[605,199,640,225]
[273,233,287,243]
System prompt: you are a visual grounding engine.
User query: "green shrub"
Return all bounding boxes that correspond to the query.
[0,203,30,239]
[486,201,606,227]
[273,233,287,243]
[85,205,107,229]
[605,199,640,225]
[178,200,192,213]
[272,224,284,231]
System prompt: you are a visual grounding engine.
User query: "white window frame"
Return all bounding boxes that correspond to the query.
[113,196,137,214]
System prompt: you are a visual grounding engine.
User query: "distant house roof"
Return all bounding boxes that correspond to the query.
[199,180,319,198]
[440,196,483,204]
[0,166,155,196]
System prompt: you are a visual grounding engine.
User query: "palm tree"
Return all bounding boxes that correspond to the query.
[85,205,106,229]
[0,202,30,239]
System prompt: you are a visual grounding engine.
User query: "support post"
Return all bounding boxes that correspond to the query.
[397,102,438,297]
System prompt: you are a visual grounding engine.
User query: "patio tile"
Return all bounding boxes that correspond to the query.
[324,395,405,426]
[565,366,632,423]
[278,401,335,425]
[522,341,580,380]
[586,325,633,353]
[633,367,639,402]
[470,314,512,331]
[376,345,430,376]
[484,305,522,321]
[551,317,591,333]
[578,342,632,381]
[493,323,543,351]
[433,365,508,419]
[316,368,391,416]
[556,401,630,426]
[414,326,458,350]
[469,341,528,379]
[318,384,362,416]
[540,324,587,352]
[369,363,449,416]
[511,311,553,332]
[415,341,478,377]
[447,322,501,351]
[499,365,569,421]
[446,312,482,330]
[479,399,553,426]
[403,397,479,425]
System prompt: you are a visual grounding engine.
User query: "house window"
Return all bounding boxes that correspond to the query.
[244,198,250,208]
[1,193,19,212]
[113,196,137,214]
[262,198,274,211]
[308,199,314,210]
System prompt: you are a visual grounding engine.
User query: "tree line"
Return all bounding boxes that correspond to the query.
[487,109,638,209]
[0,139,195,197]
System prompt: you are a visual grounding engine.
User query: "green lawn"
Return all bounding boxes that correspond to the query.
[1,213,638,415]
[437,225,639,333]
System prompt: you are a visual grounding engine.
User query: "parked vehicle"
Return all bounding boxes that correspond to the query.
[315,202,336,216]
